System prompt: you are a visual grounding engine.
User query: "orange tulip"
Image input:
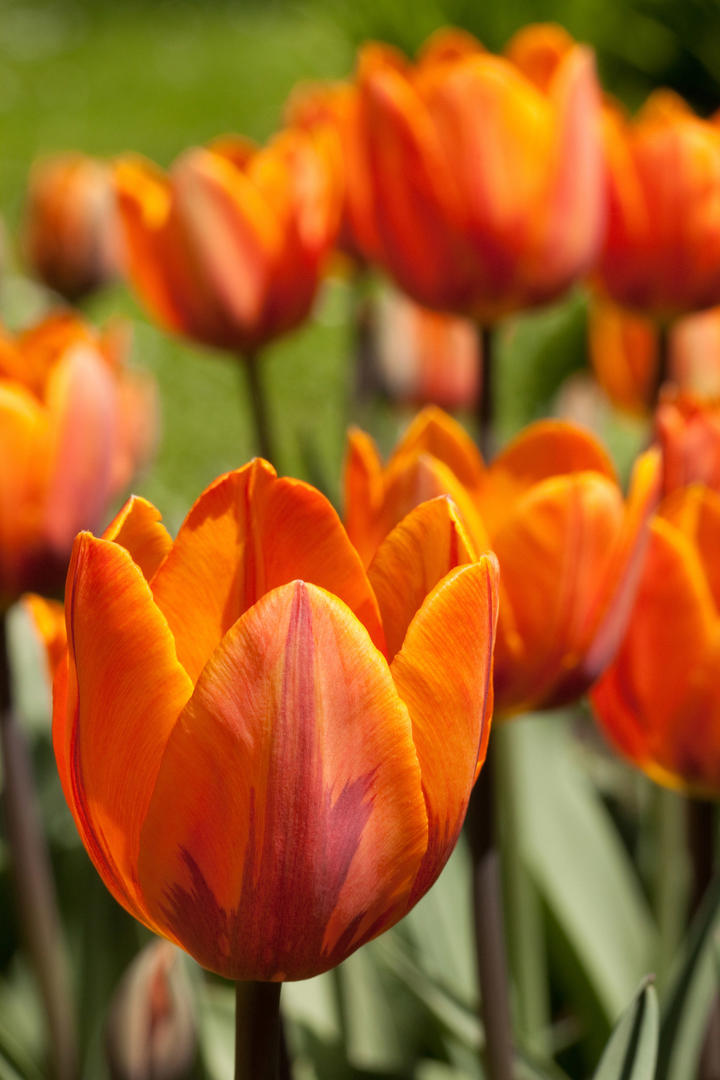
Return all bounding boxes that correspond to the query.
[375,289,479,410]
[0,312,155,608]
[285,80,379,264]
[589,298,720,415]
[23,153,122,301]
[54,459,498,980]
[345,407,659,714]
[592,485,720,796]
[656,391,720,496]
[596,92,720,319]
[114,130,340,355]
[356,24,604,322]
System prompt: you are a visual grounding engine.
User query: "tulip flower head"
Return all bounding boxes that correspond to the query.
[24,153,122,301]
[54,460,498,980]
[345,407,659,715]
[357,23,604,322]
[589,298,720,415]
[597,92,720,319]
[592,485,720,797]
[115,130,341,355]
[0,312,155,608]
[656,391,720,496]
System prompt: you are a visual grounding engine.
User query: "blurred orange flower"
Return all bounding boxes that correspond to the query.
[23,153,123,302]
[656,391,720,495]
[375,289,479,410]
[357,23,604,322]
[114,130,340,354]
[592,485,720,796]
[345,407,659,714]
[54,460,498,980]
[596,92,720,319]
[589,298,720,415]
[0,312,155,607]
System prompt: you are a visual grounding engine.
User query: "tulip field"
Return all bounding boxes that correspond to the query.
[5,1,720,1079]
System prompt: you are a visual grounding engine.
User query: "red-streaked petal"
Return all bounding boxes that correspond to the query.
[137,581,427,980]
[151,460,385,680]
[102,495,172,582]
[390,556,499,904]
[54,534,193,932]
[369,496,476,659]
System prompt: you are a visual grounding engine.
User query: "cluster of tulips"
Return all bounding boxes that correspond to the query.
[5,17,720,1080]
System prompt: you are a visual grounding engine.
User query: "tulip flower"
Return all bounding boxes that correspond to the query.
[596,91,720,320]
[375,288,479,410]
[114,130,340,356]
[589,298,720,415]
[54,459,499,981]
[23,153,122,301]
[591,485,720,796]
[356,24,604,323]
[0,311,155,608]
[656,391,720,496]
[345,407,659,715]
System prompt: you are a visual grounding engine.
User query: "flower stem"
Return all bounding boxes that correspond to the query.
[241,352,274,463]
[650,321,671,409]
[234,981,283,1080]
[476,324,495,461]
[0,611,77,1080]
[466,743,514,1080]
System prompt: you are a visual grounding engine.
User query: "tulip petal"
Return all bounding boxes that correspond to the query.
[344,427,384,565]
[54,534,193,931]
[103,495,172,581]
[0,385,49,601]
[392,406,486,492]
[151,460,385,680]
[390,557,499,903]
[369,496,476,659]
[660,485,720,611]
[137,581,427,981]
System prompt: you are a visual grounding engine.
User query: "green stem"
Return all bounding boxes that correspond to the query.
[349,265,378,418]
[495,721,551,1059]
[241,352,274,463]
[476,324,495,461]
[655,786,689,984]
[650,321,671,410]
[235,981,283,1080]
[466,742,514,1080]
[0,612,77,1080]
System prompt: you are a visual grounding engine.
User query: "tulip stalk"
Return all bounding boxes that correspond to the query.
[476,324,495,461]
[0,611,77,1080]
[650,321,671,409]
[234,981,282,1080]
[241,353,274,463]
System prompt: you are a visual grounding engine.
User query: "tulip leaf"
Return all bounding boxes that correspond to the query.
[591,979,658,1080]
[501,714,657,1023]
[657,872,720,1080]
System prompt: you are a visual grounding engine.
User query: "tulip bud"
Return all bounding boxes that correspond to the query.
[105,942,196,1080]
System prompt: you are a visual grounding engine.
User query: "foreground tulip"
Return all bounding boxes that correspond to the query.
[345,407,659,714]
[0,312,155,608]
[357,24,603,323]
[597,92,720,319]
[54,459,498,981]
[115,130,340,356]
[23,153,122,301]
[592,485,720,796]
[589,298,720,414]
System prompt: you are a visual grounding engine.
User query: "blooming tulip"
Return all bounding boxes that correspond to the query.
[592,485,720,796]
[54,459,498,980]
[357,24,604,322]
[656,391,720,496]
[0,312,155,607]
[345,407,659,714]
[114,130,340,355]
[596,92,720,319]
[589,298,720,415]
[23,153,123,302]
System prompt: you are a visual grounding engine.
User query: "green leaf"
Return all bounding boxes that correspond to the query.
[657,872,720,1080]
[592,979,658,1080]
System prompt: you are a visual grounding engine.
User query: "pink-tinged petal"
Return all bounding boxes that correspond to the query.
[151,460,385,680]
[369,496,476,659]
[102,495,172,582]
[54,534,193,933]
[137,581,427,981]
[43,344,118,553]
[390,557,499,904]
[392,406,486,493]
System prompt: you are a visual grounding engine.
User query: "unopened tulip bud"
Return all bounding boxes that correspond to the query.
[105,942,196,1080]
